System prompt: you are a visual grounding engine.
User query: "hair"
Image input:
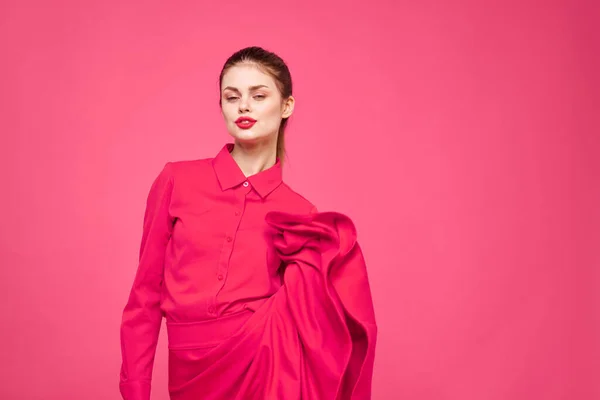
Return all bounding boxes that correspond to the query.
[219,46,293,164]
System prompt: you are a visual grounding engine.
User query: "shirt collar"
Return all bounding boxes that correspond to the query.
[212,143,283,198]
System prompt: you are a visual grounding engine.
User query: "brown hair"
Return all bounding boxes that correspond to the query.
[219,46,293,164]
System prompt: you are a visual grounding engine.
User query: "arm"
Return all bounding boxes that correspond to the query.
[119,162,174,400]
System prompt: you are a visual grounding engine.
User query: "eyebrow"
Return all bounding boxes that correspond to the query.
[222,85,269,93]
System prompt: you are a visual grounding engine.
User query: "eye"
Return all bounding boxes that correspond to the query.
[226,96,239,101]
[253,94,266,100]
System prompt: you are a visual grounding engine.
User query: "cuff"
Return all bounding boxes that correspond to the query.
[119,380,151,400]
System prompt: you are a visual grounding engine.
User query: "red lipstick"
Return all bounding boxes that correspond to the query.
[235,117,256,129]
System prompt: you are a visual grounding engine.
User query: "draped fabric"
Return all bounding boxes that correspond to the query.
[166,210,378,399]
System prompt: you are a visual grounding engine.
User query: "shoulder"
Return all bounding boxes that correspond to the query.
[277,182,318,214]
[167,157,213,175]
[154,157,215,183]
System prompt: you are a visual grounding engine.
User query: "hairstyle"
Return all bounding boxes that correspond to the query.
[219,46,293,163]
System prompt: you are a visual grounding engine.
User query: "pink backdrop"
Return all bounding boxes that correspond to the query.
[0,1,598,399]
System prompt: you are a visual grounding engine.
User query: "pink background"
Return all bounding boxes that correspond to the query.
[0,1,598,399]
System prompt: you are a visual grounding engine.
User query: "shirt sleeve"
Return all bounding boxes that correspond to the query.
[119,162,174,400]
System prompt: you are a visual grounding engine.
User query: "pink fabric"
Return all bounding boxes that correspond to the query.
[166,210,377,399]
[119,144,318,398]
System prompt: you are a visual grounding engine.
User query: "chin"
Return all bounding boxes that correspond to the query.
[230,133,259,143]
[229,128,275,144]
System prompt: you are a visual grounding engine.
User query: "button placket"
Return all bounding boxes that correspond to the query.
[211,191,246,319]
[216,231,233,285]
[213,199,244,314]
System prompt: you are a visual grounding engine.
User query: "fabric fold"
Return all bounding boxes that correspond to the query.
[167,211,377,400]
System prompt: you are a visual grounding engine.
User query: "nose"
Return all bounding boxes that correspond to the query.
[238,96,250,113]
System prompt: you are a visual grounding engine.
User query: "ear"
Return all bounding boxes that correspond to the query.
[281,95,295,119]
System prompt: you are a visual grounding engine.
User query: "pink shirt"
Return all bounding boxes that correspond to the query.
[119,143,316,395]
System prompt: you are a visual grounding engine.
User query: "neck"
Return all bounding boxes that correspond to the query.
[230,139,277,177]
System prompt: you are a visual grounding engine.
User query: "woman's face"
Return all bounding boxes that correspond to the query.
[220,63,294,147]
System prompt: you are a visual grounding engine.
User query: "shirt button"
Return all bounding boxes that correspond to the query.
[208,306,215,314]
[243,181,249,187]
[235,211,240,216]
[226,236,232,242]
[217,274,224,281]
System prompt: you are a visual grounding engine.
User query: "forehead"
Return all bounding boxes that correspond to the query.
[221,63,277,90]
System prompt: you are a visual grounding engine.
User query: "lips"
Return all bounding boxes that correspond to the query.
[235,117,256,129]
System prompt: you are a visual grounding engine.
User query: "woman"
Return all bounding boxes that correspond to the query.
[119,46,377,400]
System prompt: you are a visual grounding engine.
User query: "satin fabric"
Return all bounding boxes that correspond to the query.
[119,144,318,399]
[166,210,377,399]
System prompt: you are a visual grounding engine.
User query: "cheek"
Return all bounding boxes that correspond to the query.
[259,102,283,120]
[221,106,236,121]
